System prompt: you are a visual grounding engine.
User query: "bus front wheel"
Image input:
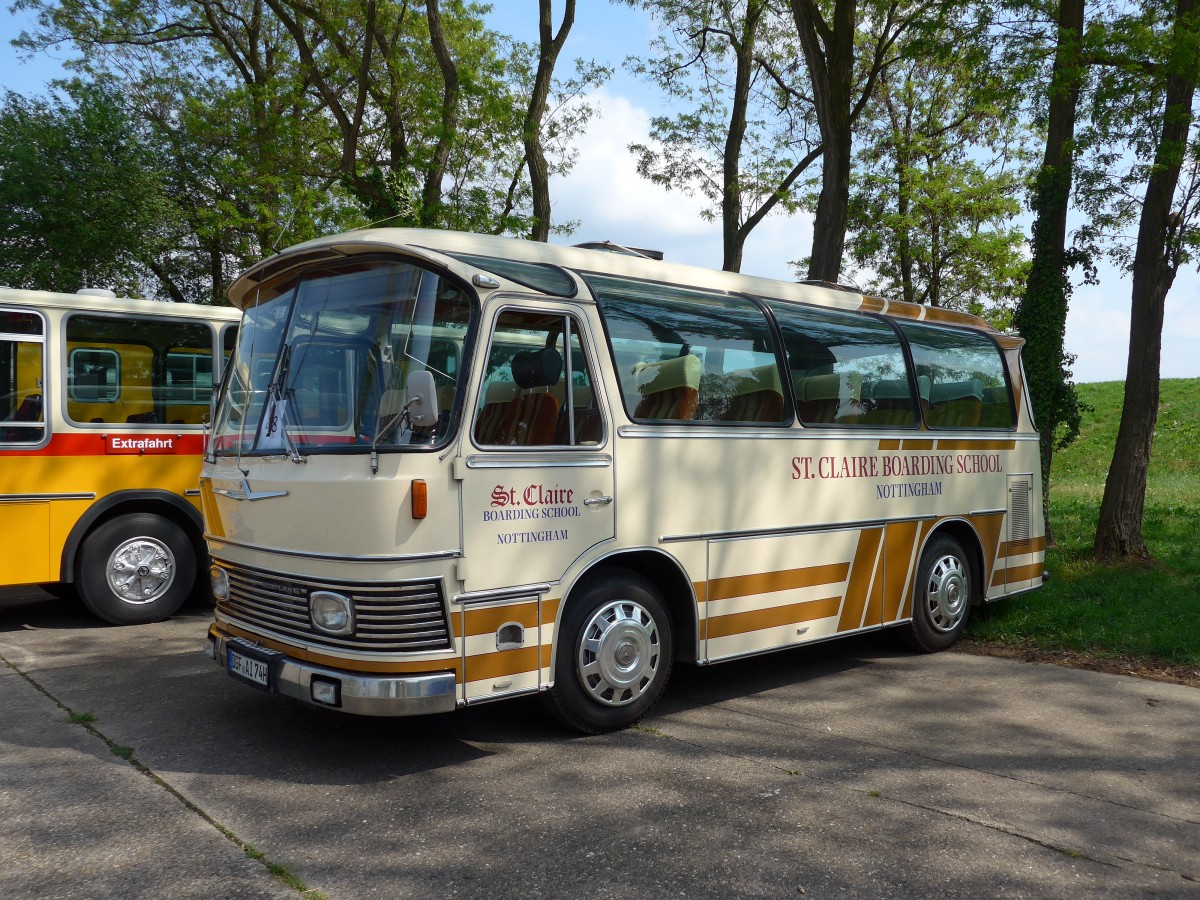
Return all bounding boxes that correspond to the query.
[76,513,196,625]
[900,534,973,653]
[543,570,674,734]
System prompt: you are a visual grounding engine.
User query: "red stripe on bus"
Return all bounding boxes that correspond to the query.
[1,432,206,457]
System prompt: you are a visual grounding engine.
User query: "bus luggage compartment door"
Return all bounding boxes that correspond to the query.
[0,500,51,585]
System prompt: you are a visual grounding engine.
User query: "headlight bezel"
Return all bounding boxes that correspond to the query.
[309,590,355,636]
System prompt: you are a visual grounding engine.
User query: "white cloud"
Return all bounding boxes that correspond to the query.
[547,86,812,282]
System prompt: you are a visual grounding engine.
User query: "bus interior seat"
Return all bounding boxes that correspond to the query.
[554,384,603,445]
[926,378,984,427]
[473,381,518,444]
[725,364,785,422]
[631,354,701,421]
[1,393,41,441]
[10,393,42,423]
[126,411,158,424]
[859,377,923,427]
[794,372,862,424]
[480,348,562,446]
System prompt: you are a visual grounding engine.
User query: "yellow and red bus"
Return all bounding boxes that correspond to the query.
[0,288,240,624]
[202,229,1044,731]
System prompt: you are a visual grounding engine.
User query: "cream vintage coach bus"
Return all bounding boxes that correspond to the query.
[201,228,1045,732]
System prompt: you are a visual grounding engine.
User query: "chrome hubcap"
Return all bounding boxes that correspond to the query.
[923,554,968,632]
[577,599,661,706]
[106,538,175,605]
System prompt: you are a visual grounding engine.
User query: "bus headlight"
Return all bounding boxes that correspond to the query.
[210,565,229,602]
[310,591,354,636]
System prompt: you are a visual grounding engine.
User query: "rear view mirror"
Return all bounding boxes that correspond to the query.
[406,370,438,427]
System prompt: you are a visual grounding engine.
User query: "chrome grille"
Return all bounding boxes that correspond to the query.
[217,563,452,652]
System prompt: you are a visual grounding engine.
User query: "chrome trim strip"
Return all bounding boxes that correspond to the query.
[463,686,540,706]
[455,583,551,607]
[211,630,457,717]
[0,492,96,502]
[617,425,1039,441]
[991,580,1046,601]
[206,535,461,563]
[703,621,903,666]
[213,613,456,663]
[969,508,1006,516]
[464,453,611,469]
[661,514,938,544]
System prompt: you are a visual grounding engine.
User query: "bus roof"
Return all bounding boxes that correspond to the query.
[228,228,1014,342]
[0,286,240,322]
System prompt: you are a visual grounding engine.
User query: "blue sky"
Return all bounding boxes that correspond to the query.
[2,2,1197,383]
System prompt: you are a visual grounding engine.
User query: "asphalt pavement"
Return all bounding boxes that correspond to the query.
[2,585,1198,899]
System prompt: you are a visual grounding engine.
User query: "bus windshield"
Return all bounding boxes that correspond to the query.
[212,259,474,455]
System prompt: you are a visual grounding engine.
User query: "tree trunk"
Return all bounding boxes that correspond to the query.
[721,1,764,271]
[422,0,460,227]
[525,0,575,241]
[1012,0,1085,544]
[1094,0,1197,559]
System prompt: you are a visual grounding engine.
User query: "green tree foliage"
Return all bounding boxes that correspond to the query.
[0,83,174,295]
[844,22,1032,324]
[625,0,819,271]
[13,0,600,298]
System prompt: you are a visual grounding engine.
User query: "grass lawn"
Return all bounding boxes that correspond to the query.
[964,378,1200,681]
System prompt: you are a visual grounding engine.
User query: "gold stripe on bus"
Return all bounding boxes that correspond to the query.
[706,595,842,640]
[859,296,886,313]
[199,480,226,538]
[462,601,539,637]
[968,511,1006,591]
[465,645,542,682]
[878,439,902,451]
[837,527,884,632]
[990,561,1045,588]
[935,439,1017,451]
[544,597,561,623]
[882,520,922,621]
[998,535,1047,558]
[706,561,850,604]
[692,580,708,604]
[901,439,935,450]
[220,622,463,677]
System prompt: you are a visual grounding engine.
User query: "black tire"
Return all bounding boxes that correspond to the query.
[543,569,674,734]
[76,513,196,625]
[899,534,973,653]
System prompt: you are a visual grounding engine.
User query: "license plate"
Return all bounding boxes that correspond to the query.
[228,647,271,689]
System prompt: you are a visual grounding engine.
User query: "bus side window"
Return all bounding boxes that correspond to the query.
[0,309,46,444]
[588,275,787,425]
[899,322,1014,430]
[768,301,917,428]
[474,310,601,447]
[65,314,213,426]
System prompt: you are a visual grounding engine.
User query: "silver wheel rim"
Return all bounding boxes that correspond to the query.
[922,553,968,633]
[577,599,661,707]
[105,537,176,605]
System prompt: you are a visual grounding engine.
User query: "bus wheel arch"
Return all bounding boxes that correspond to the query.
[543,566,675,734]
[567,549,699,665]
[900,520,983,653]
[61,492,206,624]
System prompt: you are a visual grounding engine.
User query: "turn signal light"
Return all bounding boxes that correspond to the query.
[412,479,427,519]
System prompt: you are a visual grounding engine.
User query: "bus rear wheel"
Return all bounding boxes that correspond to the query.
[900,534,972,653]
[543,569,674,734]
[76,513,196,625]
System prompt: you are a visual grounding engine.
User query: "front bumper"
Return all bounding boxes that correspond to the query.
[206,624,457,717]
